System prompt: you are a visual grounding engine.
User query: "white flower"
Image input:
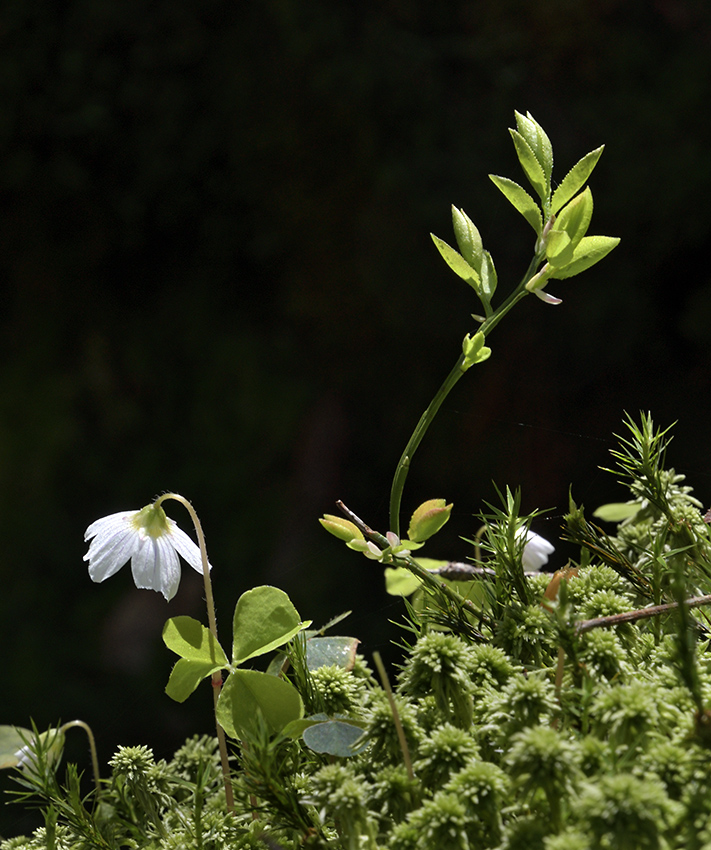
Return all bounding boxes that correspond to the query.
[13,728,65,773]
[84,503,209,601]
[519,528,555,570]
[13,744,36,770]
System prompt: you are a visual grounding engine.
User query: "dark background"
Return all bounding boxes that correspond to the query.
[3,0,711,836]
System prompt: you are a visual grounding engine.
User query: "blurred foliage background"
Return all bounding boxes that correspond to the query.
[3,0,711,835]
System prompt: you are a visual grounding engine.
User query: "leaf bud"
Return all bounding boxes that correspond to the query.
[461,332,492,371]
[319,515,364,543]
[451,206,483,272]
[408,498,453,543]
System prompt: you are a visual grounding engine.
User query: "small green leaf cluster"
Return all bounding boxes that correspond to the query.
[431,111,619,314]
[320,499,453,567]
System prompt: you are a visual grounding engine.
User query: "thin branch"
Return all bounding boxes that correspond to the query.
[336,501,490,631]
[577,594,711,634]
[336,500,389,547]
[431,562,496,579]
[429,561,545,580]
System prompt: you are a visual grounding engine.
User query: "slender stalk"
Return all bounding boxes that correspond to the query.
[388,255,540,535]
[372,652,414,781]
[156,493,235,813]
[576,593,711,634]
[59,720,101,797]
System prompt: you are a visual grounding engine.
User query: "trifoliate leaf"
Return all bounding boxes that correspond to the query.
[384,566,422,596]
[163,616,228,666]
[217,669,304,741]
[166,657,225,703]
[302,717,368,757]
[305,636,360,671]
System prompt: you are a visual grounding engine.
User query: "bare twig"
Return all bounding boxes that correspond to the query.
[336,500,489,632]
[577,594,711,634]
[336,500,389,547]
[432,562,496,579]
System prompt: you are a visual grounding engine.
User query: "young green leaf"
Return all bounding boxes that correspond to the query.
[592,502,642,522]
[549,235,620,279]
[551,146,604,215]
[216,668,304,740]
[545,230,575,268]
[554,187,593,247]
[515,111,554,186]
[451,206,483,272]
[320,514,363,542]
[481,250,498,301]
[232,585,310,666]
[510,130,548,204]
[489,175,543,234]
[408,498,453,543]
[430,234,481,291]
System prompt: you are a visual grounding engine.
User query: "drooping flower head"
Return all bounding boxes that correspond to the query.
[84,502,209,601]
[519,528,555,571]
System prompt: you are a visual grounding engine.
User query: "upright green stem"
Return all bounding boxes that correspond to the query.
[372,652,414,782]
[156,493,235,814]
[389,255,541,535]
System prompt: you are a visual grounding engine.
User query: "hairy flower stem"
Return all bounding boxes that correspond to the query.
[155,493,235,813]
[388,255,541,536]
[59,720,101,797]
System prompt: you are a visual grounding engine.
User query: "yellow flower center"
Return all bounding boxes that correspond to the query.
[132,503,171,539]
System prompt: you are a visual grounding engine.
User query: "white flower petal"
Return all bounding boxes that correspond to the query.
[84,511,131,542]
[165,520,209,574]
[84,512,141,583]
[152,538,182,601]
[521,529,555,570]
[130,534,181,601]
[86,537,136,582]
